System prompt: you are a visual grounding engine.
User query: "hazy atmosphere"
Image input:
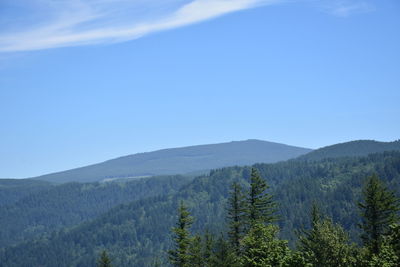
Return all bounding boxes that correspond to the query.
[1,0,399,178]
[1,1,400,267]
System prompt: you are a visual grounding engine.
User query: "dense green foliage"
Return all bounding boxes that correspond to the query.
[240,223,290,267]
[0,151,399,266]
[358,174,400,255]
[34,139,311,183]
[0,175,192,248]
[0,179,53,206]
[167,174,399,267]
[297,210,357,266]
[227,182,246,253]
[247,168,277,225]
[168,203,194,267]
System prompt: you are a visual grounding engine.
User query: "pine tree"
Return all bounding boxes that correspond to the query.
[246,168,278,226]
[211,236,239,267]
[97,250,112,267]
[366,223,400,267]
[227,182,246,253]
[358,174,400,255]
[296,203,321,259]
[187,235,203,267]
[387,224,400,264]
[241,223,290,267]
[297,217,356,267]
[203,230,214,267]
[168,202,193,267]
[295,204,358,267]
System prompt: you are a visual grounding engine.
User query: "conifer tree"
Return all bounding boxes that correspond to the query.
[296,204,358,267]
[296,203,321,255]
[188,235,203,267]
[246,168,278,225]
[97,250,112,267]
[211,236,238,267]
[169,202,193,267]
[202,230,214,267]
[358,174,400,255]
[368,243,399,267]
[297,216,356,267]
[387,224,400,263]
[241,223,290,267]
[227,182,246,253]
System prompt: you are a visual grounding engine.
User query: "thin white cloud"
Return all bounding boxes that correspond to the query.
[0,0,280,52]
[321,0,374,17]
[0,0,376,52]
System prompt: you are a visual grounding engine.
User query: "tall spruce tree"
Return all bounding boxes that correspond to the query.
[241,223,290,267]
[387,224,400,264]
[97,250,112,267]
[187,235,203,267]
[203,230,214,267]
[211,236,238,267]
[246,168,278,225]
[296,203,321,257]
[297,205,356,267]
[168,202,193,267]
[227,181,246,253]
[358,174,400,255]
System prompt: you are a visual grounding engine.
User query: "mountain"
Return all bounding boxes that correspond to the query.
[298,139,400,161]
[33,139,312,183]
[2,151,399,267]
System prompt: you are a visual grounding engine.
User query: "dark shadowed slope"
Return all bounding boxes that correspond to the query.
[33,140,312,183]
[298,139,400,161]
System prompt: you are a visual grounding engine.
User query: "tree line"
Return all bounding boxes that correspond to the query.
[2,152,399,266]
[165,168,400,267]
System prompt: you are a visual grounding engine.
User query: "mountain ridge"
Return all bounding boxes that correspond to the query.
[298,139,400,161]
[32,139,312,183]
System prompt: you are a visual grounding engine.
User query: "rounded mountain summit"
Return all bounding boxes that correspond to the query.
[32,140,312,183]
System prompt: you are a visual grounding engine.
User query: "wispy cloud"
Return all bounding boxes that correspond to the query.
[320,0,375,17]
[0,0,376,52]
[0,0,281,52]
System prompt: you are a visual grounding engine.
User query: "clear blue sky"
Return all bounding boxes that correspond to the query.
[0,0,399,178]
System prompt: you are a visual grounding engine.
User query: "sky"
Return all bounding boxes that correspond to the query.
[0,0,399,178]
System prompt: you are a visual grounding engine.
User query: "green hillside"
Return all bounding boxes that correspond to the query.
[0,175,192,248]
[299,139,400,161]
[32,140,312,183]
[2,151,399,267]
[0,179,53,207]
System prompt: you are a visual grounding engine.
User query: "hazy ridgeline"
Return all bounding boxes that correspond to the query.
[0,140,399,266]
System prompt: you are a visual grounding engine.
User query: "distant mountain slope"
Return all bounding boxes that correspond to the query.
[299,139,400,161]
[0,175,192,248]
[0,179,53,207]
[33,140,312,183]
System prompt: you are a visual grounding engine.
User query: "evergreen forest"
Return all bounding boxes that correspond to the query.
[0,146,399,266]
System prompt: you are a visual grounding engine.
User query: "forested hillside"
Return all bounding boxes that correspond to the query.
[0,175,192,248]
[299,139,400,161]
[0,179,53,207]
[32,139,311,183]
[1,151,399,266]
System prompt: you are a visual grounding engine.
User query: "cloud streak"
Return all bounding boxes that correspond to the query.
[320,0,374,17]
[0,0,375,52]
[0,0,279,52]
